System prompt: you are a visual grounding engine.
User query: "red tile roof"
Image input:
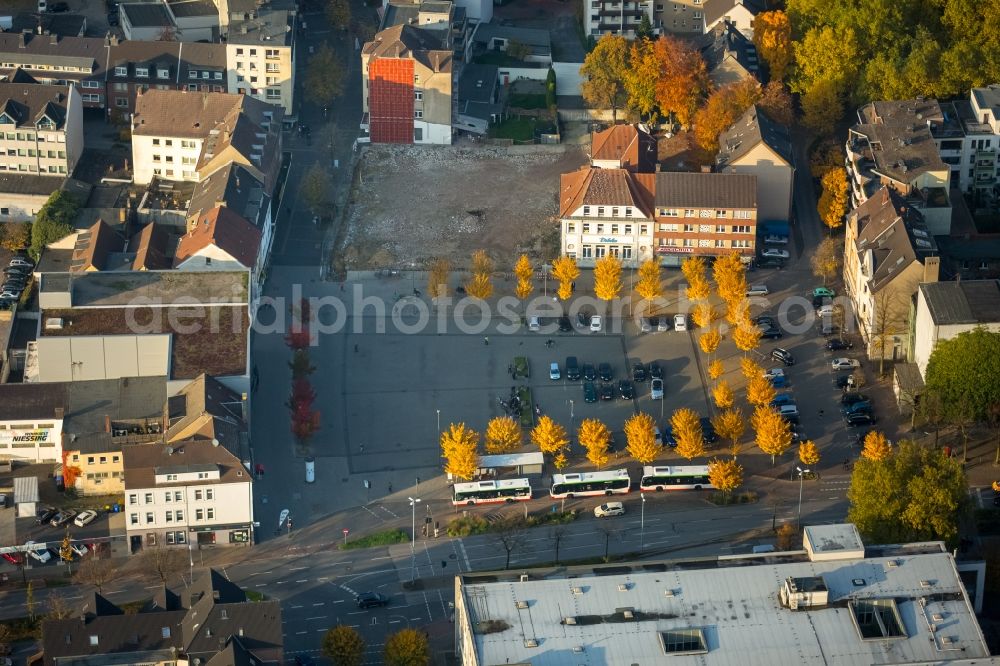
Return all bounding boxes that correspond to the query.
[175,206,261,269]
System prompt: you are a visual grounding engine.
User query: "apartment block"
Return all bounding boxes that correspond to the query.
[583,0,654,39]
[123,439,253,549]
[131,88,281,187]
[652,171,757,265]
[0,82,83,178]
[361,24,453,144]
[716,105,793,222]
[226,9,296,112]
[0,33,108,109]
[936,85,1000,194]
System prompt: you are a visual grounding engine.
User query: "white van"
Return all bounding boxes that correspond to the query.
[673,314,688,331]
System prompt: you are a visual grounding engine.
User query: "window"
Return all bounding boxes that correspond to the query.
[732,239,751,248]
[196,509,204,520]
[659,208,678,217]
[414,128,423,141]
[415,109,423,119]
[99,456,106,464]
[130,513,139,525]
[612,208,619,217]
[81,80,99,88]
[582,223,591,233]
[165,474,177,481]
[611,224,619,234]
[89,635,99,646]
[87,456,95,464]
[152,154,161,162]
[639,225,648,235]
[144,493,153,503]
[202,71,210,80]
[165,492,171,503]
[158,68,169,79]
[194,490,202,500]
[181,140,195,148]
[266,48,279,59]
[147,534,156,546]
[621,247,632,260]
[129,493,137,505]
[566,222,576,233]
[266,88,281,99]
[176,510,184,521]
[174,491,182,501]
[165,511,172,523]
[214,72,222,80]
[683,224,696,232]
[682,238,695,248]
[114,66,127,76]
[980,261,990,270]
[113,455,119,463]
[175,531,186,544]
[206,489,213,500]
[715,225,726,234]
[72,454,79,462]
[731,225,751,234]
[146,512,154,524]
[115,97,128,108]
[135,67,148,78]
[715,210,727,218]
[733,210,751,219]
[189,71,198,79]
[236,48,244,55]
[624,225,632,235]
[582,245,593,258]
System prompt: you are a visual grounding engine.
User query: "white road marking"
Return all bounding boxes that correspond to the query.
[296,579,308,583]
[290,605,303,609]
[290,566,308,571]
[305,616,326,621]
[312,602,325,606]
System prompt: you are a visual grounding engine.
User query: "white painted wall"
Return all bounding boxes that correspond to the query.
[415,121,452,145]
[913,288,1000,377]
[124,477,253,535]
[0,419,63,463]
[551,62,584,97]
[132,134,204,185]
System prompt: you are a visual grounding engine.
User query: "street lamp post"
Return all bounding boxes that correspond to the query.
[569,399,574,422]
[436,409,441,434]
[640,493,646,553]
[408,497,421,580]
[796,467,810,527]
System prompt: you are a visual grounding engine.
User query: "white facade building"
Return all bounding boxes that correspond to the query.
[0,83,83,179]
[913,280,1000,378]
[123,439,253,550]
[225,10,297,113]
[0,383,66,463]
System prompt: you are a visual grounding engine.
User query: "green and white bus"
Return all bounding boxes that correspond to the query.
[639,465,713,491]
[549,469,631,498]
[452,479,532,505]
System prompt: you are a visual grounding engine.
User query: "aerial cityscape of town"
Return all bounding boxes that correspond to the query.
[0,0,998,663]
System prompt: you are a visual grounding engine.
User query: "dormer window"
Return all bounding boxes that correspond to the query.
[189,70,198,79]
[135,67,149,78]
[157,68,169,79]
[202,71,210,79]
[213,71,222,80]
[114,66,127,77]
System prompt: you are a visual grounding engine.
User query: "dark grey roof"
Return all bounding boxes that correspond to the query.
[420,0,452,12]
[0,33,106,77]
[121,3,174,27]
[697,21,762,82]
[472,23,551,50]
[188,163,269,231]
[850,99,949,185]
[894,362,924,393]
[0,173,90,199]
[654,172,757,209]
[167,0,219,17]
[919,280,1000,326]
[226,9,294,45]
[63,376,167,433]
[0,82,69,128]
[457,64,497,104]
[0,383,67,421]
[382,1,419,29]
[9,12,87,38]
[716,104,792,167]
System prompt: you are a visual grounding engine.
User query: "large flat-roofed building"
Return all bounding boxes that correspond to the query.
[455,524,991,666]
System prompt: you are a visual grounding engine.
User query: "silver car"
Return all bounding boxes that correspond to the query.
[650,378,664,400]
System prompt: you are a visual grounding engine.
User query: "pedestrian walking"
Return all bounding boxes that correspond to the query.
[484,336,489,345]
[388,483,393,493]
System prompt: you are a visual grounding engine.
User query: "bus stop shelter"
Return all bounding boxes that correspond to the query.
[479,452,544,477]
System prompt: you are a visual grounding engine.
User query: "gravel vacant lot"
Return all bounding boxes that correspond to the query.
[340,144,586,270]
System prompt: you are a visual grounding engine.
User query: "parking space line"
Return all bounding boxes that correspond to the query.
[305,616,326,621]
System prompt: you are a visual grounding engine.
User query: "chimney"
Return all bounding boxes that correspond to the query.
[18,32,26,48]
[104,415,111,432]
[49,33,59,45]
[923,255,940,284]
[700,165,712,173]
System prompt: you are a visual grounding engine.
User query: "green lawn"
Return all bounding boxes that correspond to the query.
[508,93,547,110]
[489,117,538,142]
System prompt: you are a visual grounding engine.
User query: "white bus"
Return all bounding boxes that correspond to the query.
[549,469,631,498]
[452,479,532,505]
[639,465,713,491]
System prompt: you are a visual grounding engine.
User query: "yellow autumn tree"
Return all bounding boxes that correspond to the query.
[712,408,746,458]
[440,423,480,480]
[531,415,569,457]
[818,168,849,232]
[699,328,722,356]
[746,374,776,407]
[692,302,718,329]
[635,258,662,301]
[712,252,747,305]
[861,431,893,461]
[514,254,533,301]
[465,250,494,299]
[798,440,821,466]
[686,276,711,302]
[740,357,762,380]
[708,457,744,498]
[624,412,661,464]
[752,10,792,82]
[553,451,569,469]
[670,408,705,460]
[712,379,734,409]
[725,296,750,326]
[681,255,707,286]
[593,253,623,304]
[578,418,611,469]
[753,406,792,464]
[551,256,579,301]
[733,321,762,354]
[485,416,522,454]
[707,359,724,380]
[427,258,450,299]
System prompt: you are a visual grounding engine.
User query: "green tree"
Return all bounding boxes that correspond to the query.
[752,10,793,82]
[305,44,346,107]
[1,222,29,251]
[924,328,1000,422]
[30,190,79,259]
[323,625,366,666]
[623,39,659,120]
[579,34,630,122]
[384,627,430,666]
[300,163,332,214]
[800,78,844,135]
[325,0,351,30]
[847,440,967,545]
[636,13,654,41]
[506,39,530,61]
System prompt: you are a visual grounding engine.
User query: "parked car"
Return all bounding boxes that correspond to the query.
[778,404,800,423]
[582,363,597,381]
[1,552,23,566]
[558,316,572,332]
[771,392,795,407]
[764,234,789,245]
[757,257,785,269]
[760,325,783,339]
[841,401,873,416]
[0,291,20,300]
[653,426,663,446]
[771,348,795,366]
[528,316,540,332]
[583,381,597,403]
[841,392,869,406]
[648,362,663,379]
[746,284,769,296]
[656,317,669,332]
[640,318,652,333]
[565,356,580,381]
[826,338,853,351]
[8,257,33,269]
[590,315,603,332]
[661,425,677,447]
[35,507,57,525]
[618,380,635,400]
[50,510,77,528]
[834,374,857,390]
[576,312,591,327]
[632,362,647,382]
[761,248,790,259]
[594,502,625,518]
[24,542,51,563]
[74,510,98,527]
[650,378,664,400]
[598,383,614,401]
[673,314,688,331]
[699,417,717,443]
[49,1,70,11]
[845,412,877,427]
[70,543,89,558]
[813,287,836,298]
[598,362,613,382]
[549,362,561,380]
[817,304,836,318]
[355,592,388,608]
[831,358,860,371]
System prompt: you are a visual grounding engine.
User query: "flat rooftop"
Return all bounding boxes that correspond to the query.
[55,271,248,307]
[458,544,988,665]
